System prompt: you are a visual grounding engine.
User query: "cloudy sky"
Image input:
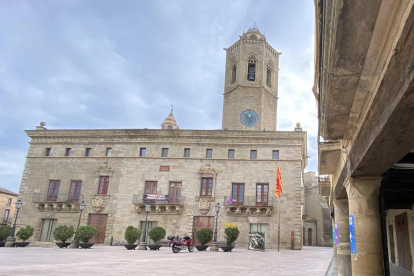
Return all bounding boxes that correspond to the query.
[0,0,317,193]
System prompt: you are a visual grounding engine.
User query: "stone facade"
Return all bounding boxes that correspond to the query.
[0,188,17,225]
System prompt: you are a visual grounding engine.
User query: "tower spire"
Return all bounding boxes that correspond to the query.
[161,105,179,130]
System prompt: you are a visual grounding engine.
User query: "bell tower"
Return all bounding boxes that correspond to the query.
[222,24,280,131]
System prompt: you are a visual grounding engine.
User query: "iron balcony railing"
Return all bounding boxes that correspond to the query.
[32,193,82,203]
[318,176,330,183]
[223,196,275,207]
[132,194,185,205]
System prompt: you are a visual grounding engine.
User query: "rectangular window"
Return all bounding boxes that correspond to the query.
[85,148,91,157]
[98,176,109,195]
[106,148,112,157]
[7,198,12,205]
[40,219,57,242]
[266,68,272,87]
[45,148,51,157]
[161,148,168,157]
[184,148,190,158]
[206,149,213,158]
[140,221,157,244]
[250,150,257,159]
[200,178,213,197]
[47,180,60,201]
[145,181,157,194]
[69,181,82,202]
[248,63,256,81]
[231,65,237,84]
[65,148,71,157]
[256,184,269,206]
[140,148,146,157]
[3,209,10,224]
[232,183,244,205]
[272,150,279,160]
[228,149,235,159]
[169,182,182,203]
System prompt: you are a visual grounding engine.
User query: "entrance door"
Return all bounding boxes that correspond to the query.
[389,225,396,264]
[250,223,268,248]
[40,219,57,242]
[88,214,108,244]
[395,212,412,270]
[140,221,158,244]
[308,228,313,246]
[193,216,214,245]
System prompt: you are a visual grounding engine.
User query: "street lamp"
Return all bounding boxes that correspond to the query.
[139,203,151,250]
[77,201,86,229]
[211,202,221,252]
[10,199,22,238]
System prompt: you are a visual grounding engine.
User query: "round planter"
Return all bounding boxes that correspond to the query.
[78,243,94,249]
[148,244,162,250]
[220,246,234,252]
[195,245,208,251]
[0,242,5,247]
[56,242,72,248]
[15,242,30,248]
[124,244,138,250]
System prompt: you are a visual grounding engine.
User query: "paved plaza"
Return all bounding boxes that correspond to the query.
[0,246,333,276]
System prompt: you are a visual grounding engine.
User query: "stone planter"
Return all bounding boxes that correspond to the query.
[14,242,30,247]
[56,242,72,248]
[78,243,94,249]
[124,244,138,250]
[220,246,234,252]
[0,242,5,247]
[147,244,162,250]
[195,245,209,251]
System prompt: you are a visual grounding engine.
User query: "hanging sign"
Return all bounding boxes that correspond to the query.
[334,222,340,246]
[143,194,169,201]
[332,229,336,244]
[223,223,237,227]
[349,215,356,254]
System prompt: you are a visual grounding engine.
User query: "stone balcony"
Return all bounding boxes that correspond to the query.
[132,194,185,215]
[33,193,82,212]
[223,196,274,216]
[318,176,331,197]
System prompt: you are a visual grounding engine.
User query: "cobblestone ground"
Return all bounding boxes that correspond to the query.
[0,246,333,276]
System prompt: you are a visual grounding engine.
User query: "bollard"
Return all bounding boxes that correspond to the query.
[291,231,294,250]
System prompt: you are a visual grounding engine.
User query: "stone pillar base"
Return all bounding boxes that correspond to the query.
[5,237,16,247]
[138,243,147,250]
[210,242,219,252]
[70,240,79,249]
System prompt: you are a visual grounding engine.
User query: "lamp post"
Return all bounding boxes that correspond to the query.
[77,201,86,229]
[138,203,151,250]
[210,202,221,251]
[5,199,22,247]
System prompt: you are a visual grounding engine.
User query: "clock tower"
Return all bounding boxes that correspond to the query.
[222,24,280,131]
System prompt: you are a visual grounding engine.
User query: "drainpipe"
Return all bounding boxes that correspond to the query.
[380,172,390,276]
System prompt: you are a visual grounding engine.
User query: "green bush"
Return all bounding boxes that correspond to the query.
[224,227,240,246]
[16,226,34,242]
[124,226,141,245]
[74,225,98,243]
[148,226,166,244]
[195,228,213,245]
[0,225,12,241]
[53,225,75,243]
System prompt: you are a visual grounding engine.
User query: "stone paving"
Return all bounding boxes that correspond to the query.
[0,246,333,276]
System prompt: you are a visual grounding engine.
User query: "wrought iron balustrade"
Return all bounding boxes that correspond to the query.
[318,175,330,183]
[32,193,82,203]
[223,196,275,207]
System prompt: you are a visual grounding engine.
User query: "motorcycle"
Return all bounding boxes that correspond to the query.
[167,234,194,253]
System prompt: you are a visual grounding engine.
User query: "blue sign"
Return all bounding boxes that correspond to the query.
[349,215,356,254]
[332,229,335,244]
[334,222,340,246]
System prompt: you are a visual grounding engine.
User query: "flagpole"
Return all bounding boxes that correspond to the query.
[278,195,280,252]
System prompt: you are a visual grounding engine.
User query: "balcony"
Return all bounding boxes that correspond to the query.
[318,176,331,197]
[223,196,274,216]
[132,194,185,215]
[319,142,341,175]
[33,193,82,212]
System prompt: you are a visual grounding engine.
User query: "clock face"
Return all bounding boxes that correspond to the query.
[240,110,259,127]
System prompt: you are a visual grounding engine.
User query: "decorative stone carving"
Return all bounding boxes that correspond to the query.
[166,206,171,214]
[198,164,217,175]
[156,206,161,213]
[246,208,251,216]
[97,163,114,173]
[176,207,181,214]
[92,198,105,213]
[136,206,142,213]
[236,208,241,215]
[36,204,44,210]
[199,198,211,215]
[256,208,261,215]
[226,208,231,214]
[266,208,271,216]
[46,203,53,211]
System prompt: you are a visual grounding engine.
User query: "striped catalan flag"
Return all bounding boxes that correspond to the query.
[275,164,283,197]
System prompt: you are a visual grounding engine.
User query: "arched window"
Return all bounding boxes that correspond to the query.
[247,56,256,81]
[167,126,173,129]
[3,209,10,223]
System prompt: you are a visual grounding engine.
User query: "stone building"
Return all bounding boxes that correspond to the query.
[0,188,18,225]
[302,172,332,247]
[13,26,308,249]
[314,0,414,275]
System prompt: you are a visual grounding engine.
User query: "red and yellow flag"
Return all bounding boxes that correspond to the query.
[275,164,283,197]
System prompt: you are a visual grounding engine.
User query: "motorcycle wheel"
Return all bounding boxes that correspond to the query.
[172,244,180,253]
[188,246,194,252]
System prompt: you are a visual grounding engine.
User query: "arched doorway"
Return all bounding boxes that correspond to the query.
[308,228,312,246]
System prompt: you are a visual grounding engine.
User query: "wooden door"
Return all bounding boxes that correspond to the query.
[193,216,214,245]
[395,212,412,270]
[308,228,312,246]
[89,214,108,244]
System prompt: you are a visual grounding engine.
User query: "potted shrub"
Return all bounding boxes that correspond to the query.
[124,226,141,250]
[15,226,34,247]
[74,225,98,249]
[220,227,240,252]
[0,225,12,247]
[194,228,213,251]
[148,226,166,250]
[53,225,75,248]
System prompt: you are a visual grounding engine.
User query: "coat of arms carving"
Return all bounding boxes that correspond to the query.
[199,198,211,215]
[92,198,105,213]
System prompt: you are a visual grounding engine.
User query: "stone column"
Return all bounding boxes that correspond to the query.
[345,177,384,276]
[333,199,352,276]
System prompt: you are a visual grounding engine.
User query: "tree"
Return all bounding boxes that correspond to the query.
[74,225,98,243]
[124,226,141,245]
[148,226,166,244]
[16,226,34,242]
[195,228,213,245]
[0,225,12,241]
[53,225,75,243]
[224,227,240,246]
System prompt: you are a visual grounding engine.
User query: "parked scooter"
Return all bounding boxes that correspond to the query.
[167,234,194,253]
